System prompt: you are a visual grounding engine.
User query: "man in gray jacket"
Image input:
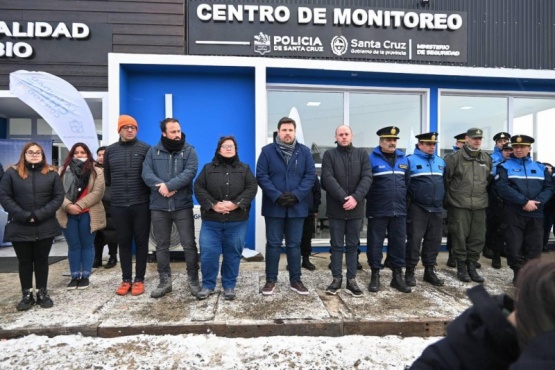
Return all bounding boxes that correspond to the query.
[444,128,492,283]
[142,118,199,298]
[321,125,372,297]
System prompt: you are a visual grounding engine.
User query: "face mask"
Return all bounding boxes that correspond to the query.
[76,157,87,162]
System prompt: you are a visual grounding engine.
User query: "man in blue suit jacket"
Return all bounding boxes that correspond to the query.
[256,117,315,296]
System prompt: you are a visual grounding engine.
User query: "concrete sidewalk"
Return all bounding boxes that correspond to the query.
[0,242,516,339]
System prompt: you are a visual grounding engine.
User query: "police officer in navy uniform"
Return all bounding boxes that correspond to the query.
[404,132,445,287]
[494,134,553,284]
[484,132,512,267]
[366,126,411,293]
[444,132,467,268]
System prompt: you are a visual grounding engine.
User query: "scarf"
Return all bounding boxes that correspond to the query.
[276,136,296,163]
[216,153,238,166]
[63,159,90,203]
[161,135,185,153]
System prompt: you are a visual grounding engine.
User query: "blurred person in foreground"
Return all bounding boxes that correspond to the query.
[0,142,64,310]
[410,256,555,369]
[56,143,105,290]
[194,136,257,300]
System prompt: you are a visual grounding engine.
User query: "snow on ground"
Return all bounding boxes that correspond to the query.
[0,333,440,369]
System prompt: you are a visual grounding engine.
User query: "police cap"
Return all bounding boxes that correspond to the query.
[415,132,439,143]
[376,126,400,139]
[493,132,511,142]
[454,133,466,143]
[511,135,535,146]
[466,128,484,139]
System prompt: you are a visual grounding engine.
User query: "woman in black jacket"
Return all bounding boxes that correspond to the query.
[194,136,258,301]
[0,142,64,310]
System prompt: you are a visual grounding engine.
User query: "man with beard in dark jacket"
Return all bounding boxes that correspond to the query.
[104,115,151,296]
[142,117,200,298]
[322,125,372,297]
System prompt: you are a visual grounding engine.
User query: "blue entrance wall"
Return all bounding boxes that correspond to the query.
[119,66,257,249]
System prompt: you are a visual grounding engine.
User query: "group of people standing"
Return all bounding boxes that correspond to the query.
[1,113,553,311]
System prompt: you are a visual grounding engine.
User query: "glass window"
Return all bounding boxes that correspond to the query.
[350,93,422,153]
[9,118,32,135]
[37,119,54,135]
[513,97,555,162]
[439,95,507,157]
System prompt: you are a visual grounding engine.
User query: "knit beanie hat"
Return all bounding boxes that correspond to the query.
[117,115,138,132]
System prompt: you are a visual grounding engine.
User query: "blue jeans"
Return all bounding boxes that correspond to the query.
[199,220,248,290]
[329,218,363,279]
[265,217,304,283]
[63,212,96,279]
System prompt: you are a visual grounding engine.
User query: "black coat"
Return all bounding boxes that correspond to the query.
[510,330,555,370]
[194,156,257,222]
[94,163,117,244]
[410,285,520,370]
[0,164,64,242]
[103,138,150,207]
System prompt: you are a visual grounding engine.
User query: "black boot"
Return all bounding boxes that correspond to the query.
[391,268,411,293]
[512,267,520,286]
[492,252,502,269]
[16,289,35,311]
[404,266,416,287]
[456,261,471,282]
[302,256,316,271]
[467,262,484,283]
[104,255,117,269]
[483,247,493,259]
[36,288,53,308]
[423,266,444,286]
[368,269,380,292]
[92,257,102,268]
[446,252,456,268]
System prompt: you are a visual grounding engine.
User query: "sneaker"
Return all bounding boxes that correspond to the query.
[196,287,214,300]
[67,278,79,290]
[16,290,35,311]
[36,288,54,308]
[131,281,145,296]
[77,278,90,290]
[261,281,276,295]
[223,288,236,300]
[104,256,117,269]
[188,278,201,297]
[346,278,363,297]
[116,281,132,296]
[290,281,309,295]
[325,277,342,295]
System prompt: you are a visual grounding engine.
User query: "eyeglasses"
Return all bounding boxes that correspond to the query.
[121,125,137,131]
[25,151,42,156]
[221,145,235,150]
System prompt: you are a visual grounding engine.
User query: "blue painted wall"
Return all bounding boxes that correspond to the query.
[120,66,257,248]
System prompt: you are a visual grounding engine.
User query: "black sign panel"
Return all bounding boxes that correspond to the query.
[187,1,467,63]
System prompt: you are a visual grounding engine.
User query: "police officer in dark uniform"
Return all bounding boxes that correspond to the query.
[494,134,553,284]
[484,132,512,268]
[366,126,411,293]
[405,132,445,287]
[444,132,467,268]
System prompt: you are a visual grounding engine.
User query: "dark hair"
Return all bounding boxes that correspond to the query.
[16,142,50,179]
[514,257,555,348]
[216,136,238,154]
[60,142,95,178]
[160,118,179,133]
[96,146,107,154]
[277,117,296,130]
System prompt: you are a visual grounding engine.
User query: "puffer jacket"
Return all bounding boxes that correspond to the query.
[56,166,106,233]
[0,164,64,242]
[407,148,445,213]
[194,155,258,222]
[103,138,150,206]
[444,145,492,210]
[142,140,198,211]
[494,155,553,218]
[321,144,372,219]
[256,142,315,218]
[365,147,410,218]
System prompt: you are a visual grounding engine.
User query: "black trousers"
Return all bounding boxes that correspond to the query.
[405,203,443,268]
[111,203,151,282]
[93,233,117,260]
[300,215,315,258]
[12,237,54,290]
[504,207,543,269]
[485,196,505,255]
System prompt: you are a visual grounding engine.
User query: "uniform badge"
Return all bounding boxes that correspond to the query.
[391,127,397,135]
[399,164,408,169]
[516,136,522,143]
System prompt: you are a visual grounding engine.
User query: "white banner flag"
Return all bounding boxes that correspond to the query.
[9,70,98,154]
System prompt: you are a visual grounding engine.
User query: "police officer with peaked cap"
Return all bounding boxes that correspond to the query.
[404,132,445,287]
[366,126,411,293]
[494,134,554,284]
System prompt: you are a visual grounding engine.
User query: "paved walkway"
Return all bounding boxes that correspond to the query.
[0,241,516,339]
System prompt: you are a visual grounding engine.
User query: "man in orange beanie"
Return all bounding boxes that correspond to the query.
[104,114,151,296]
